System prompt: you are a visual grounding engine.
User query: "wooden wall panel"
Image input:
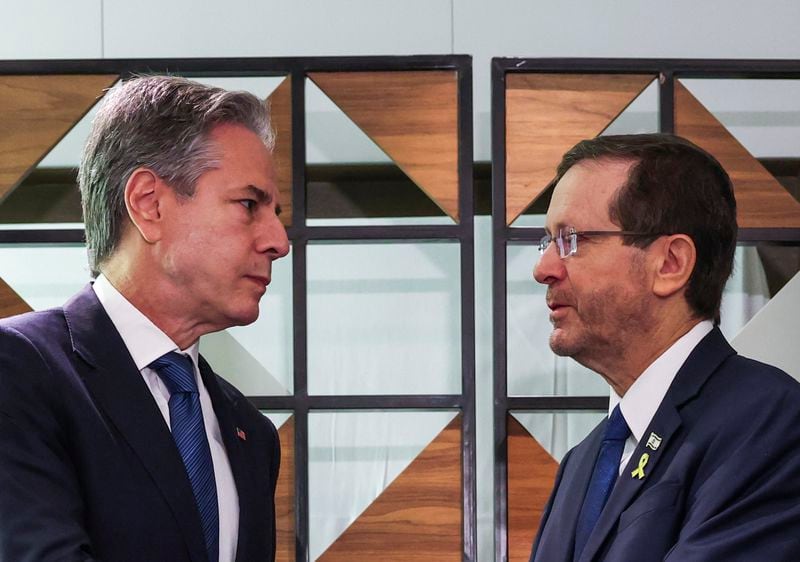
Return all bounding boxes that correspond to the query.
[0,75,118,202]
[308,71,459,222]
[267,78,293,227]
[318,415,462,561]
[508,416,559,562]
[675,81,800,229]
[0,277,32,319]
[505,73,654,225]
[276,416,295,562]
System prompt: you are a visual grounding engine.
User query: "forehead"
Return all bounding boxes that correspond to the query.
[207,123,277,187]
[546,158,635,230]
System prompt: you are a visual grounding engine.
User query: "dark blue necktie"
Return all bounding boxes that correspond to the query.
[150,352,219,562]
[573,405,630,561]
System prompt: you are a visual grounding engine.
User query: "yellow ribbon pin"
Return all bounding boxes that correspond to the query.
[631,453,649,479]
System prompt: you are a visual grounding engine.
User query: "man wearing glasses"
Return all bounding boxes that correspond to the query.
[529,134,800,562]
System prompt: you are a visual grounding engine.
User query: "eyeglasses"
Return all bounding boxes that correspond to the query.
[538,227,662,259]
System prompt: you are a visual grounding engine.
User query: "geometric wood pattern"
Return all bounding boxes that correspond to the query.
[0,277,32,319]
[0,74,119,203]
[507,415,559,562]
[275,416,296,562]
[318,415,462,561]
[308,71,460,222]
[505,73,654,225]
[675,80,800,229]
[267,78,293,227]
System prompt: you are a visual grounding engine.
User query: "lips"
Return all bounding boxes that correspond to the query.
[245,275,270,287]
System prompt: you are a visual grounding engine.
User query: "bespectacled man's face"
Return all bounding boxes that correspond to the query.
[533,158,655,370]
[155,123,290,332]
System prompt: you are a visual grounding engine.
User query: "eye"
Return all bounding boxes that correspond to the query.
[239,199,257,211]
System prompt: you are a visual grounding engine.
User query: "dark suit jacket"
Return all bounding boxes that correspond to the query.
[531,327,800,562]
[0,286,280,562]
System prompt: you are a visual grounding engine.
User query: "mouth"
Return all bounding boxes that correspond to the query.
[244,275,270,288]
[546,300,572,323]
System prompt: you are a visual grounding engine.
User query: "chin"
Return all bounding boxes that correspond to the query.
[227,305,261,327]
[549,330,578,358]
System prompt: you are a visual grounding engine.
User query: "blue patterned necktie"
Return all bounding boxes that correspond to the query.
[150,352,219,562]
[573,405,630,561]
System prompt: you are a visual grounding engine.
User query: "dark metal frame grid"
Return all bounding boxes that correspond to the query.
[491,58,800,562]
[0,55,477,562]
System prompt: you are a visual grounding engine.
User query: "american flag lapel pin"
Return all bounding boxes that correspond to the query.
[236,427,247,441]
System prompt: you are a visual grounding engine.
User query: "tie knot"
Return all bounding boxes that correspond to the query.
[148,351,197,395]
[604,405,630,442]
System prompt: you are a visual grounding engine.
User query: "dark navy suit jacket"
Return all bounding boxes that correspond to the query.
[0,286,280,562]
[531,327,800,562]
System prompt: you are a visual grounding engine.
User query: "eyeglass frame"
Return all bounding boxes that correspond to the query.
[538,226,665,259]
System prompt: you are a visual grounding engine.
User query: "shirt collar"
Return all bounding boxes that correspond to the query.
[92,274,199,370]
[609,319,714,442]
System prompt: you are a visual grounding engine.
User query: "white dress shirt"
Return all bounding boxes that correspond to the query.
[93,274,238,562]
[609,319,714,475]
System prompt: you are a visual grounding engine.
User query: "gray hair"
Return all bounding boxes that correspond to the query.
[78,75,274,276]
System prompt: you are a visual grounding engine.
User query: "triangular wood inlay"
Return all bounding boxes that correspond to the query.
[308,71,460,222]
[267,78,293,227]
[0,74,119,203]
[275,416,295,562]
[505,73,654,225]
[675,81,800,229]
[508,415,559,562]
[318,415,462,561]
[0,277,32,319]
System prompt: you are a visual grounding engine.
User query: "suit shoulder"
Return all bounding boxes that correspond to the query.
[0,307,70,348]
[716,352,800,399]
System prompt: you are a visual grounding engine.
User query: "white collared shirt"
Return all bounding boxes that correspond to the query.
[609,319,714,475]
[93,274,238,562]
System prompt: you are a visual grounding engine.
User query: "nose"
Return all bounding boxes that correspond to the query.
[258,213,290,259]
[533,242,565,285]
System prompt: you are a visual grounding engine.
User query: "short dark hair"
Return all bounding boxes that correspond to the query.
[550,133,737,322]
[78,75,274,276]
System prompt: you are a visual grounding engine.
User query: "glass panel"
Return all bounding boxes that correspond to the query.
[0,243,91,309]
[261,411,293,430]
[601,79,659,136]
[512,410,606,462]
[305,77,453,225]
[308,410,457,560]
[307,241,461,395]
[679,79,800,158]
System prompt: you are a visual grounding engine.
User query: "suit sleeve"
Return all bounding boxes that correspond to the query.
[664,391,800,561]
[0,325,98,561]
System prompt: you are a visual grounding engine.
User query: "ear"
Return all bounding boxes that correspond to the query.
[124,168,167,244]
[651,234,696,298]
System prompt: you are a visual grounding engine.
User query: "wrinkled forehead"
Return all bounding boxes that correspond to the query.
[546,158,635,231]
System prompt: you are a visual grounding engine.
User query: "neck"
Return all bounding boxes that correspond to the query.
[101,256,214,350]
[589,310,702,397]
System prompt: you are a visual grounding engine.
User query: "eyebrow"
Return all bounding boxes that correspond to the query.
[242,184,281,215]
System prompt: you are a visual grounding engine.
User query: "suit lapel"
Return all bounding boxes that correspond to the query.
[64,286,208,562]
[198,357,258,562]
[579,327,735,561]
[535,422,605,562]
[579,405,682,562]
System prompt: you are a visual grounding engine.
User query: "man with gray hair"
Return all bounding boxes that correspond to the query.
[0,75,289,561]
